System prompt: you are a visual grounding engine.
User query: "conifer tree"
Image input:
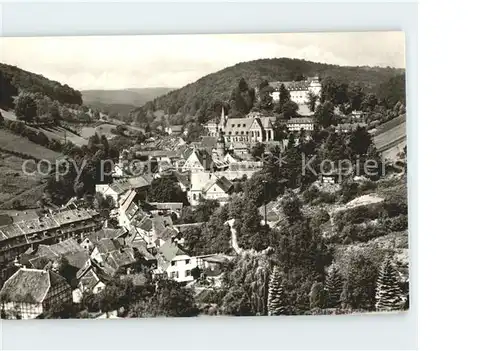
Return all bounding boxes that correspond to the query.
[325,264,343,308]
[375,257,404,311]
[267,266,286,316]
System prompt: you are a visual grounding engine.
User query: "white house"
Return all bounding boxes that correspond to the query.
[269,76,321,105]
[202,176,233,205]
[187,172,233,206]
[286,117,315,132]
[155,239,197,283]
[182,148,214,173]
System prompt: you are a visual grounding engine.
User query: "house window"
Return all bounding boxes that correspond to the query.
[243,124,246,127]
[186,259,191,264]
[171,261,176,266]
[235,131,239,135]
[185,270,191,277]
[231,124,235,128]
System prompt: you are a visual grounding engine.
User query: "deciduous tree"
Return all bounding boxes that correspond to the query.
[15,94,37,123]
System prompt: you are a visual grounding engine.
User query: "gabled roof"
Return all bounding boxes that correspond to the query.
[203,176,233,194]
[0,268,68,304]
[134,216,153,232]
[64,251,90,270]
[158,240,188,263]
[173,171,190,188]
[108,175,153,196]
[28,256,52,270]
[87,228,128,244]
[104,248,136,270]
[37,238,83,260]
[187,149,214,170]
[79,268,101,292]
[118,189,137,210]
[95,238,122,255]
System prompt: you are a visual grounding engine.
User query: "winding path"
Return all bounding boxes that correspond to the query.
[225,218,273,256]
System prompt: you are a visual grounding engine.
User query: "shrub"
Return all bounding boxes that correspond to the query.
[387,215,408,231]
[303,186,320,203]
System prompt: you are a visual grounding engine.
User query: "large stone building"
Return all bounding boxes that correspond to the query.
[269,76,321,105]
[207,109,276,143]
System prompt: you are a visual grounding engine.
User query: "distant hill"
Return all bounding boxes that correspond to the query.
[0,63,82,106]
[133,58,405,123]
[82,87,175,116]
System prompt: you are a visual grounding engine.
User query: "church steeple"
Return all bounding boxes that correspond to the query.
[216,129,226,158]
[218,106,226,132]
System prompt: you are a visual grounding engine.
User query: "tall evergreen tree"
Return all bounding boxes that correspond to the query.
[375,257,404,312]
[306,91,318,112]
[278,84,291,111]
[325,264,343,308]
[267,266,287,316]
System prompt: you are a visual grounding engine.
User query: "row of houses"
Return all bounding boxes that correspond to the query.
[0,208,101,266]
[0,211,233,319]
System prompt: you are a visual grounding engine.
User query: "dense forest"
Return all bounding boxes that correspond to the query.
[0,63,83,106]
[132,58,404,125]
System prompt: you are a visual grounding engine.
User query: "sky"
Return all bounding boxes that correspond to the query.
[0,32,405,91]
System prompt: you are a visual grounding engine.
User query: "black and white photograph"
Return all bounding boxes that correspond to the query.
[0,32,408,319]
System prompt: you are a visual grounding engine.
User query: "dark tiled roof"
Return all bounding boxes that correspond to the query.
[0,268,67,304]
[95,238,121,254]
[203,176,233,194]
[269,80,310,91]
[173,171,190,188]
[29,256,52,270]
[105,248,136,270]
[286,117,314,125]
[37,238,82,259]
[79,268,100,291]
[88,228,127,244]
[65,251,90,270]
[158,240,188,263]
